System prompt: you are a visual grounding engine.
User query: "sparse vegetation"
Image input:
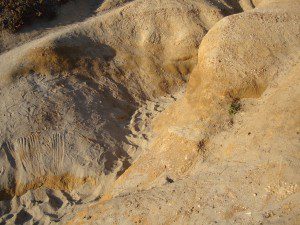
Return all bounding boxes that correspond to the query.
[0,0,70,32]
[197,138,207,162]
[229,98,241,115]
[166,176,174,183]
[197,139,206,150]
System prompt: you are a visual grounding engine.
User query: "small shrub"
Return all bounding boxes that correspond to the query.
[229,98,241,115]
[0,0,70,32]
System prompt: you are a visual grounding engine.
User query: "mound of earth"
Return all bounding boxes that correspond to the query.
[0,0,245,222]
[66,0,300,224]
[0,0,299,224]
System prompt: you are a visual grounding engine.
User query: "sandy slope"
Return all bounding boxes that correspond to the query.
[0,0,299,224]
[67,0,300,224]
[0,0,245,223]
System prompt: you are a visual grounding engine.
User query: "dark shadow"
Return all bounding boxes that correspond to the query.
[208,0,243,16]
[166,177,174,184]
[0,0,106,53]
[0,200,12,217]
[0,190,13,201]
[15,210,32,224]
[116,159,131,177]
[20,0,104,34]
[60,190,82,204]
[44,213,61,222]
[49,37,117,69]
[60,190,76,202]
[6,214,14,220]
[1,142,16,169]
[249,0,255,8]
[46,191,64,210]
[76,74,102,92]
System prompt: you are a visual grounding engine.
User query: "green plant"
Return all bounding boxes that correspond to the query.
[229,99,241,115]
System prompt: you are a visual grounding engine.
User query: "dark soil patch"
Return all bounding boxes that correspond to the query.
[0,0,71,32]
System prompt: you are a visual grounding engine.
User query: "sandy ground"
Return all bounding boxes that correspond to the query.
[0,0,299,224]
[0,90,182,224]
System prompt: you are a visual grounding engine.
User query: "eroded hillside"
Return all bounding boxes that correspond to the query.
[0,0,299,224]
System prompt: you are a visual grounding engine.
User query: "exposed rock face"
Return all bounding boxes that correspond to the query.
[0,0,299,224]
